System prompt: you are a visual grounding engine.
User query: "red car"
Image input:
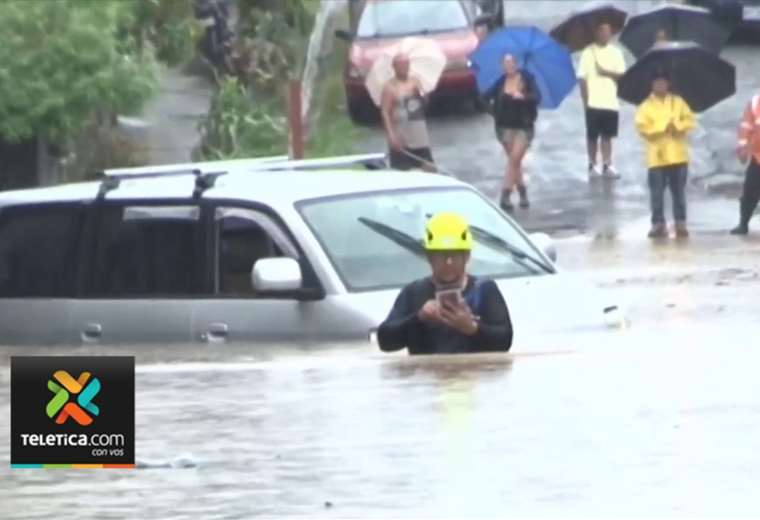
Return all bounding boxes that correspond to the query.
[335,0,496,122]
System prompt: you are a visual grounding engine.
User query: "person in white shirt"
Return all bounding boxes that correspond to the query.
[577,23,626,179]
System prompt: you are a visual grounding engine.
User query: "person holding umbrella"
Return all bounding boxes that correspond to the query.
[577,22,627,179]
[635,69,695,239]
[485,54,541,211]
[365,37,447,172]
[468,25,576,211]
[381,53,436,172]
[730,93,760,235]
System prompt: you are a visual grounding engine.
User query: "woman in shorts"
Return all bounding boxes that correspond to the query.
[487,54,541,211]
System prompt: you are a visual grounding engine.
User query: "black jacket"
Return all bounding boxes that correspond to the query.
[377,276,513,355]
[485,70,540,130]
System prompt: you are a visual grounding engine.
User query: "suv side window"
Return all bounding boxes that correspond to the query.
[215,207,300,297]
[0,204,84,297]
[85,204,207,297]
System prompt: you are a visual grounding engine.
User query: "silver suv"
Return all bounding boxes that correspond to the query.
[0,154,620,346]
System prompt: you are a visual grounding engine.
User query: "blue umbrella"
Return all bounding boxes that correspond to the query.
[469,26,576,109]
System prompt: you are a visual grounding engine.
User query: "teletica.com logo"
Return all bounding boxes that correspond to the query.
[46,370,101,426]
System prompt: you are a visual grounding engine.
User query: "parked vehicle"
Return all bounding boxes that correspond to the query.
[0,154,621,346]
[336,0,498,123]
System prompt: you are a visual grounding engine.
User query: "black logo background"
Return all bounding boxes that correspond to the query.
[11,356,135,465]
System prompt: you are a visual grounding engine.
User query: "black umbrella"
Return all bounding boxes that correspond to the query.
[620,4,734,58]
[618,42,735,112]
[549,3,628,52]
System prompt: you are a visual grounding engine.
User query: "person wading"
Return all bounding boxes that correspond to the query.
[381,53,436,172]
[730,92,760,235]
[578,22,626,179]
[487,54,541,212]
[377,212,513,355]
[635,70,695,238]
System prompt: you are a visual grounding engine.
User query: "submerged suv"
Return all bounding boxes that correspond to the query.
[0,155,620,346]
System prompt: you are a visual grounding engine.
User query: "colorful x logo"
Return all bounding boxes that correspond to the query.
[46,370,100,426]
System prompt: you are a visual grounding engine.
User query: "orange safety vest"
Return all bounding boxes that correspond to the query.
[739,94,760,164]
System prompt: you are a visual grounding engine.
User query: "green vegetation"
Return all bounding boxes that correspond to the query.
[198,0,364,160]
[130,0,201,67]
[0,0,159,145]
[0,0,363,189]
[305,45,366,158]
[199,76,286,160]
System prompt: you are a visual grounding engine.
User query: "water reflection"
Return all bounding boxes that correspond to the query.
[2,333,760,518]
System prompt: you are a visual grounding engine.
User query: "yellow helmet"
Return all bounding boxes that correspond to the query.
[423,212,473,251]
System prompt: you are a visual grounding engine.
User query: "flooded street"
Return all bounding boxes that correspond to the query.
[3,226,760,518]
[3,318,760,518]
[2,241,760,519]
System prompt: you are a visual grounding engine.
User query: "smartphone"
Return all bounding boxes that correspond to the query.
[436,288,462,310]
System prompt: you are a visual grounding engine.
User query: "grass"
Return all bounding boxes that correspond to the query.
[302,15,368,159]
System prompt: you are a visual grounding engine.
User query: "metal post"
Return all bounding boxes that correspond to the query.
[288,80,305,160]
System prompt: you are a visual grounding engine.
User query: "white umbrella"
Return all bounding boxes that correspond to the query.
[365,37,447,107]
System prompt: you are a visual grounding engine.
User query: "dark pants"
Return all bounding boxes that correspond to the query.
[648,164,688,225]
[389,147,434,171]
[738,159,760,227]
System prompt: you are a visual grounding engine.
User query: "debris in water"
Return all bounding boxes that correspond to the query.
[136,454,198,469]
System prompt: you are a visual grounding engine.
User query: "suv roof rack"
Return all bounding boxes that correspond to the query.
[95,152,389,198]
[245,153,388,172]
[102,155,290,178]
[96,168,226,200]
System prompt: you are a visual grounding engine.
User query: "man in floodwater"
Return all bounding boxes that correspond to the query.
[381,53,436,172]
[377,212,513,355]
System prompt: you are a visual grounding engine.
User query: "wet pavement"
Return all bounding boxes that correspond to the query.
[3,313,760,518]
[358,45,759,238]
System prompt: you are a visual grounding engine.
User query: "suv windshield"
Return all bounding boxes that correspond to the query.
[356,0,469,38]
[298,188,553,292]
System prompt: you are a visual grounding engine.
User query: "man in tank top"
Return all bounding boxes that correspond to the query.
[380,53,437,172]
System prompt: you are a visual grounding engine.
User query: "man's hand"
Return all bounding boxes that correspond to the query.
[439,300,478,336]
[738,145,751,164]
[417,300,442,323]
[595,64,620,81]
[666,121,677,134]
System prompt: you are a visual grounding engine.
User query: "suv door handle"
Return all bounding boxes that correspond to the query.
[205,322,229,342]
[82,323,102,342]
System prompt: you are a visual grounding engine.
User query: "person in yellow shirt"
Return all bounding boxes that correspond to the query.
[635,70,695,239]
[578,23,627,179]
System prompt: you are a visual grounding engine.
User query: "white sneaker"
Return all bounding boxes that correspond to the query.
[588,163,603,179]
[603,164,620,179]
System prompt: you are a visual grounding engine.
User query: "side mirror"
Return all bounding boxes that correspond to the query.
[334,29,353,42]
[252,258,302,292]
[529,232,557,263]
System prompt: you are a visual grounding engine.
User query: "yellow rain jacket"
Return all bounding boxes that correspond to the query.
[635,93,695,169]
